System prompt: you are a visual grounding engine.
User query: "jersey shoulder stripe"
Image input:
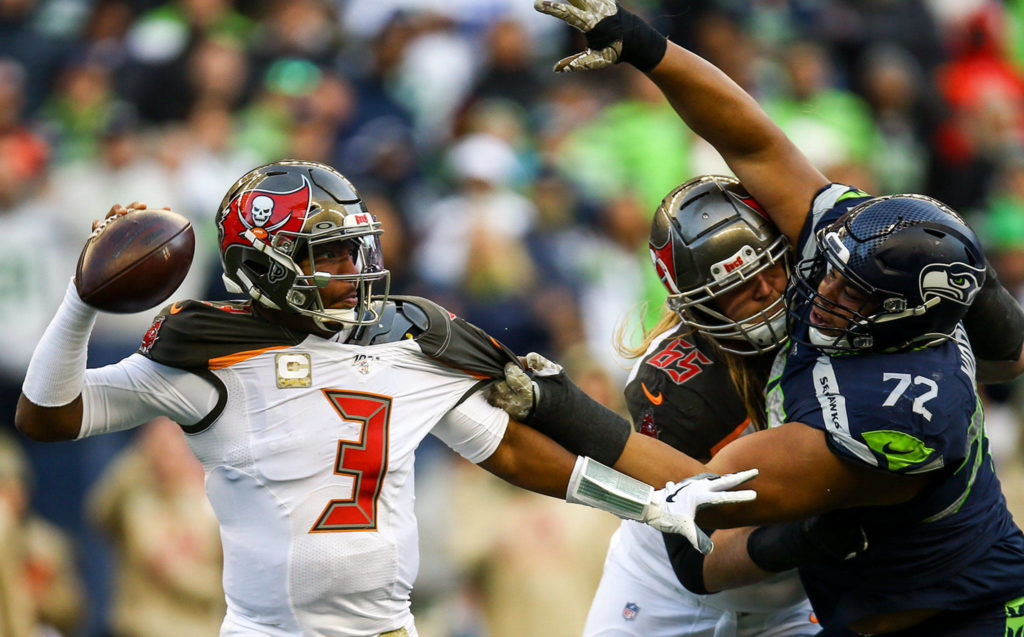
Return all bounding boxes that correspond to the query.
[137,299,305,369]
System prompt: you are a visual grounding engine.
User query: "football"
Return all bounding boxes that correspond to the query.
[75,208,196,313]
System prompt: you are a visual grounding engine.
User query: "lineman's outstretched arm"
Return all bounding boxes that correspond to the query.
[536,0,826,245]
[646,44,828,244]
[489,353,931,527]
[479,418,756,553]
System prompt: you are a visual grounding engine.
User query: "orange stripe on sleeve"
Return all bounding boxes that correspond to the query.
[710,417,751,457]
[208,345,292,370]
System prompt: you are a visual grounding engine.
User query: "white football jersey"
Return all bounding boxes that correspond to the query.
[81,297,517,636]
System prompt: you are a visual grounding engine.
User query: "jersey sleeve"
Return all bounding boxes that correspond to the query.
[80,354,221,438]
[138,300,304,369]
[783,352,971,474]
[431,390,510,463]
[795,184,874,260]
[395,296,521,381]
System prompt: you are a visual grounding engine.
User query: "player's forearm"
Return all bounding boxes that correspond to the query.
[648,44,781,162]
[646,43,826,242]
[16,279,96,441]
[701,527,772,592]
[479,419,578,499]
[612,431,707,487]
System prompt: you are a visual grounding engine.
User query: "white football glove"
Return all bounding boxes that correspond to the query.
[644,469,759,554]
[535,0,622,72]
[485,352,564,420]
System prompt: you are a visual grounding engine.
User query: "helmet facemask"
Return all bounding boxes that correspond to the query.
[665,240,791,355]
[786,254,889,352]
[276,211,390,329]
[651,175,791,356]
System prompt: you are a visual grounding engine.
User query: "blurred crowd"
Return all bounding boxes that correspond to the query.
[2,0,1024,635]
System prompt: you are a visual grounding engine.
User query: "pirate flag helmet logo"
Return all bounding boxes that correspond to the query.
[216,160,390,328]
[232,178,312,241]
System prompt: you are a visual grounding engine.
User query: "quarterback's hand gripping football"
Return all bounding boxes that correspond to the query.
[535,0,667,72]
[645,469,759,554]
[485,352,564,421]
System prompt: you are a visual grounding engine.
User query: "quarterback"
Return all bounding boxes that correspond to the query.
[14,160,756,637]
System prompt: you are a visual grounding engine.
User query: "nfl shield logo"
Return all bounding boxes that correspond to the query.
[622,602,640,621]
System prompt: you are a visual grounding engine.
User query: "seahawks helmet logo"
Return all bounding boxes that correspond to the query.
[919,262,985,306]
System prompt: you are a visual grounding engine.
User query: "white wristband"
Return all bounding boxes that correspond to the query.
[565,456,655,521]
[22,278,99,407]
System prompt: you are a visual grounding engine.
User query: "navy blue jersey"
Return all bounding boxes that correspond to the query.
[765,184,1024,629]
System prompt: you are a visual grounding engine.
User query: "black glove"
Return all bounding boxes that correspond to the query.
[747,512,868,572]
[535,0,668,73]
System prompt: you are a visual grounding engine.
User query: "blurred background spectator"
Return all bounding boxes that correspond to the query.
[87,418,223,637]
[0,431,84,637]
[3,1,1024,635]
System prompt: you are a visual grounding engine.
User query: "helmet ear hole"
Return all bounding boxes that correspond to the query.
[243,259,269,276]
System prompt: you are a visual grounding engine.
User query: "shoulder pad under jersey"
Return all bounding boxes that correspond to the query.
[348,297,431,345]
[355,295,519,380]
[137,299,306,369]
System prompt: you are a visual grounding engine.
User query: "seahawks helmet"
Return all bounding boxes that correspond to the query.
[650,175,790,355]
[216,160,390,328]
[786,194,986,353]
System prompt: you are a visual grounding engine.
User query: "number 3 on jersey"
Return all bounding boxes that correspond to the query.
[311,390,392,532]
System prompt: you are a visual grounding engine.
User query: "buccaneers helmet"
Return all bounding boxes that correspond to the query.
[650,175,790,355]
[786,194,986,353]
[216,160,390,327]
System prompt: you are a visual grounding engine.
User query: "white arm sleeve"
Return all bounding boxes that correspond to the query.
[79,354,220,439]
[431,391,510,464]
[22,279,98,407]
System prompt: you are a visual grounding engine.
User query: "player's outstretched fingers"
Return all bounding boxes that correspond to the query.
[535,1,588,31]
[698,469,759,507]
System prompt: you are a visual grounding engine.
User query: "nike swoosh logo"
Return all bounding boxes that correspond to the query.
[170,302,184,315]
[881,442,914,456]
[641,382,663,405]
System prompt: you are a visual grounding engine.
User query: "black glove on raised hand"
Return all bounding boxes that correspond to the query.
[535,0,668,72]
